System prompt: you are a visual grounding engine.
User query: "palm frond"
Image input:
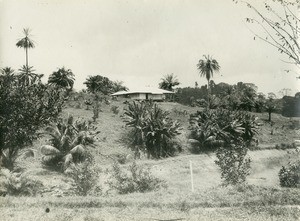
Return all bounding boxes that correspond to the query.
[41,145,60,155]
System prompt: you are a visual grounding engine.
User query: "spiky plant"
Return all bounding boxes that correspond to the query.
[41,115,99,171]
[124,101,181,159]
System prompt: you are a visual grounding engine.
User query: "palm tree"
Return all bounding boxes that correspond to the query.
[41,115,98,171]
[159,73,180,91]
[48,67,75,90]
[16,28,35,68]
[18,65,43,86]
[0,67,16,86]
[84,75,113,94]
[197,55,220,104]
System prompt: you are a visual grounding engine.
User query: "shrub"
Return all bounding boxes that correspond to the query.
[108,162,165,194]
[66,157,100,196]
[41,115,100,171]
[111,105,120,115]
[123,101,181,159]
[189,108,259,185]
[215,145,251,185]
[279,161,300,188]
[275,143,297,150]
[2,170,43,196]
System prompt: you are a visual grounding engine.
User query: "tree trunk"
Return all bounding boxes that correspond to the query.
[207,79,210,108]
[26,47,28,69]
[268,111,272,122]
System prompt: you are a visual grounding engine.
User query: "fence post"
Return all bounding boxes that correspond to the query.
[190,160,194,192]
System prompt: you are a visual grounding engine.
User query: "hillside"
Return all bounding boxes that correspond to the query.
[1,100,300,220]
[8,100,300,191]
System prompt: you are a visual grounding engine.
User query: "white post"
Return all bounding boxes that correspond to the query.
[190,160,194,192]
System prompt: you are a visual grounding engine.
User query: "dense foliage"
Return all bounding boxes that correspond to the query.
[189,108,259,185]
[0,67,65,169]
[48,67,75,90]
[282,94,300,117]
[279,161,300,188]
[41,115,99,171]
[84,75,127,95]
[124,101,181,159]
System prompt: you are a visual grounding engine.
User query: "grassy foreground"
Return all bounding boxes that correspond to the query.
[1,185,300,220]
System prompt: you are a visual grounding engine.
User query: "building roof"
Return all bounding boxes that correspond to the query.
[111,86,174,96]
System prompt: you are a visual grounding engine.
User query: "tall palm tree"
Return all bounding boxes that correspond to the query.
[197,55,220,100]
[48,67,75,90]
[159,73,180,91]
[16,28,35,68]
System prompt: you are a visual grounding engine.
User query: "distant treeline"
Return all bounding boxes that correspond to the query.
[174,81,300,117]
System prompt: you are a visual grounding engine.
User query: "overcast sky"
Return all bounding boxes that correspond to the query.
[0,0,299,96]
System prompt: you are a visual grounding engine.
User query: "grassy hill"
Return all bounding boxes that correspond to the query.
[1,99,300,220]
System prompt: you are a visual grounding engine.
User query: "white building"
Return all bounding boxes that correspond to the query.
[111,87,174,101]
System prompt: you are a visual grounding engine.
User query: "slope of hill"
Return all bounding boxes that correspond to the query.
[1,99,300,220]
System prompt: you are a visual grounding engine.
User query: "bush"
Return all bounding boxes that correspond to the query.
[111,105,120,115]
[123,101,181,159]
[41,115,100,171]
[66,158,100,196]
[108,162,165,194]
[279,161,300,188]
[215,145,251,185]
[189,108,259,185]
[2,170,43,196]
[275,143,296,150]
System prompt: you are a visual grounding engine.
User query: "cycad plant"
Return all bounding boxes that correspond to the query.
[124,101,181,159]
[41,115,99,171]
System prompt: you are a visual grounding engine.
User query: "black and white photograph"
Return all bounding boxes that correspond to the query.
[0,0,300,220]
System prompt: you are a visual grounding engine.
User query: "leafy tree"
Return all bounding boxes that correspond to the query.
[159,73,180,91]
[16,28,35,69]
[240,0,300,77]
[0,72,65,169]
[48,67,75,90]
[197,55,220,106]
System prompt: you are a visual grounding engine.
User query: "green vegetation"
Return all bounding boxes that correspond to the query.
[123,101,181,159]
[0,26,299,220]
[41,115,99,171]
[190,109,259,184]
[279,161,300,188]
[48,67,75,91]
[158,73,180,92]
[108,162,166,194]
[2,170,43,196]
[66,158,100,196]
[0,67,64,170]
